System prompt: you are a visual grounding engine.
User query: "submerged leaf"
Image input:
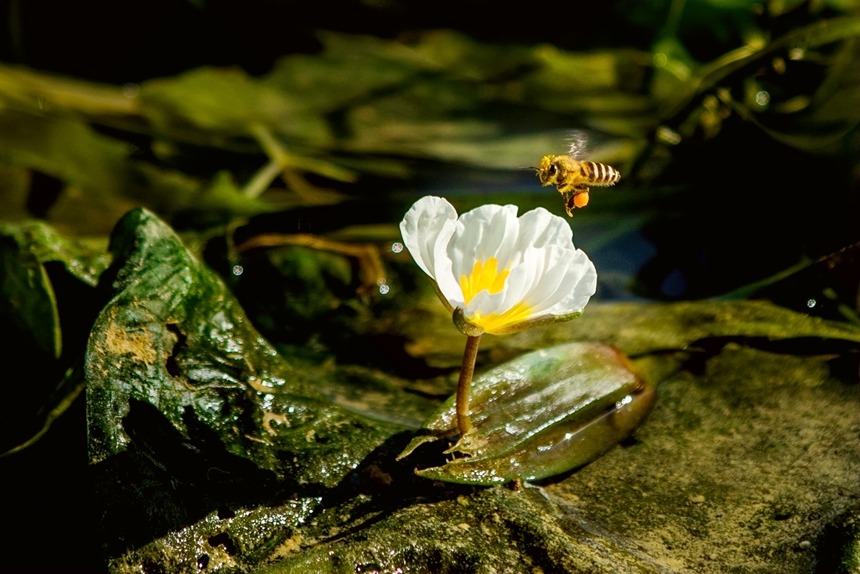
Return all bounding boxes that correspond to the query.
[398,342,656,485]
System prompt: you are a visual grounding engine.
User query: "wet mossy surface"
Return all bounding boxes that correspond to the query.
[52,209,855,573]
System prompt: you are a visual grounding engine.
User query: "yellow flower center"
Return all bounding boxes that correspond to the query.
[459,257,509,304]
[458,257,534,334]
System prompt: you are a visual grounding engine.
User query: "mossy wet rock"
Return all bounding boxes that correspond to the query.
[547,341,860,573]
[257,336,860,573]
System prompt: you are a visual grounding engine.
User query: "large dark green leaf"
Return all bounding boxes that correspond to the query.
[84,208,401,569]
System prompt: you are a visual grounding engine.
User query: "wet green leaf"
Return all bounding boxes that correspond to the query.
[398,342,656,485]
[84,208,409,570]
[86,208,397,469]
[0,220,109,357]
[1,226,61,359]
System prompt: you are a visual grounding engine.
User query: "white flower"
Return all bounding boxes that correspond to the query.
[399,196,597,336]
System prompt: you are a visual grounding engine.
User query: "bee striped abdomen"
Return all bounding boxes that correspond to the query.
[580,162,621,186]
[536,152,622,217]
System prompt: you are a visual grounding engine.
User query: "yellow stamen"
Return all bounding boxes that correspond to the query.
[459,257,509,305]
[458,258,535,334]
[471,302,533,334]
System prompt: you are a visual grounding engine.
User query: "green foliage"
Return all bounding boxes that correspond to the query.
[1,3,856,231]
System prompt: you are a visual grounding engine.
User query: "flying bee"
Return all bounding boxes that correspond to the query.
[535,135,621,217]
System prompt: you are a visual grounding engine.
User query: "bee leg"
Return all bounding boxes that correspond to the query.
[564,192,576,217]
[556,181,575,196]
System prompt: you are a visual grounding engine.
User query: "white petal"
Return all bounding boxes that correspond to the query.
[449,204,519,276]
[512,246,569,312]
[539,249,597,315]
[399,196,457,279]
[516,207,573,251]
[498,247,542,309]
[463,288,498,318]
[434,255,464,310]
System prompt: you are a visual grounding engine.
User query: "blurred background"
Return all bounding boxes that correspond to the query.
[1,0,859,570]
[2,0,858,307]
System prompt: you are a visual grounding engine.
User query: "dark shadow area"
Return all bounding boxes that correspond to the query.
[632,125,860,304]
[309,429,479,543]
[91,398,326,559]
[815,502,860,574]
[0,395,106,573]
[675,335,860,377]
[0,1,638,84]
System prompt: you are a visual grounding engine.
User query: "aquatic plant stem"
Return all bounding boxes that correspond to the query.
[456,335,482,436]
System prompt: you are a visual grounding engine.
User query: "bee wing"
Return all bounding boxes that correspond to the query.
[566,130,591,160]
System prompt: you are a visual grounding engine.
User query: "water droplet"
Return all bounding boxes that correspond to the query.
[656,126,682,146]
[391,241,403,254]
[755,90,770,107]
[615,394,633,409]
[122,83,141,98]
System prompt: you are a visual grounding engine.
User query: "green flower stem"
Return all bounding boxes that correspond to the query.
[456,334,482,436]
